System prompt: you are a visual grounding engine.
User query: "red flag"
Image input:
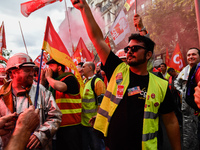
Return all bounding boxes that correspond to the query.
[72,37,94,66]
[42,16,84,96]
[72,48,81,66]
[0,55,7,63]
[21,0,62,17]
[34,51,48,70]
[124,0,135,11]
[105,36,111,49]
[165,48,170,67]
[169,43,186,72]
[0,22,6,56]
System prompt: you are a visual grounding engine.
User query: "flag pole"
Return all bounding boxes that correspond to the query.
[18,21,28,55]
[34,49,44,108]
[64,0,74,54]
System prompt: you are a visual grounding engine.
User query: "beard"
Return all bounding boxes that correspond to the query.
[52,71,59,79]
[127,57,146,66]
[17,75,33,88]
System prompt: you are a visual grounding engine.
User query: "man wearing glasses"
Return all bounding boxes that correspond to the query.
[71,0,181,149]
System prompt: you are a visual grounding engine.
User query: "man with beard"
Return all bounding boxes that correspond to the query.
[95,64,104,81]
[70,0,181,149]
[0,53,62,150]
[45,59,82,150]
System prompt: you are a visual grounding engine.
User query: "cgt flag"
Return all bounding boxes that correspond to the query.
[110,10,130,45]
[165,48,170,67]
[169,43,186,72]
[0,22,6,56]
[72,37,94,66]
[124,0,135,11]
[42,16,84,96]
[21,0,62,17]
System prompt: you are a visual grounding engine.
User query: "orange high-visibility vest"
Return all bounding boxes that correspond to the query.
[55,73,82,127]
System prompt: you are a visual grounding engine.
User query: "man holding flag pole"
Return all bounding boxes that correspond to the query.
[0,53,62,150]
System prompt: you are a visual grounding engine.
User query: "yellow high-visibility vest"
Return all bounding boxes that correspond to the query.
[94,62,168,150]
[81,77,102,126]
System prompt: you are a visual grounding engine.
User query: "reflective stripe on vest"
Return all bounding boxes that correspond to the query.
[94,62,168,150]
[81,77,102,126]
[56,73,82,127]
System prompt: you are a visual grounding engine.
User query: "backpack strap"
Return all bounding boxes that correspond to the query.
[91,76,98,105]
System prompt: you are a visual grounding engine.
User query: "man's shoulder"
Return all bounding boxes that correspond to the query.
[180,65,190,73]
[61,72,75,78]
[177,65,190,80]
[31,83,49,93]
[60,72,78,83]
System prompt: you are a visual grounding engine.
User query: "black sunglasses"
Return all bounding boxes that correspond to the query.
[124,45,146,53]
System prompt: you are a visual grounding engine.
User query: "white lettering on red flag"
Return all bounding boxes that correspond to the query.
[169,43,186,72]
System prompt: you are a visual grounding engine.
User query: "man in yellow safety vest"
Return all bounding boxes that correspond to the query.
[71,0,181,149]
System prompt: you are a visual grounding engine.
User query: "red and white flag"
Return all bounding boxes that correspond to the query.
[34,51,48,70]
[124,0,135,11]
[0,22,6,56]
[21,0,62,17]
[72,37,94,66]
[110,10,130,45]
[165,48,170,67]
[42,16,84,96]
[169,43,186,72]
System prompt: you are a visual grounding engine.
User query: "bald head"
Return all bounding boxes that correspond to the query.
[82,62,95,78]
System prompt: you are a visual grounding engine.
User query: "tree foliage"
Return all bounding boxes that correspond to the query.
[142,0,197,61]
[113,0,198,63]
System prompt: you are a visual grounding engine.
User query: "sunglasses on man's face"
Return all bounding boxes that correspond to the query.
[124,45,146,53]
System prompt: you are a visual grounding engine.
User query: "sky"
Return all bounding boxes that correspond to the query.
[0,0,73,60]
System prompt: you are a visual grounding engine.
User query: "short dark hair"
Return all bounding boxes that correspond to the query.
[78,62,84,67]
[189,47,200,56]
[160,63,167,67]
[58,64,65,72]
[128,34,155,53]
[46,59,65,72]
[167,68,175,73]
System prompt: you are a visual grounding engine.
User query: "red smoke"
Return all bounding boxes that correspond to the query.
[58,8,105,56]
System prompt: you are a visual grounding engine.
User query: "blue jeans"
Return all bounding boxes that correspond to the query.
[82,126,105,150]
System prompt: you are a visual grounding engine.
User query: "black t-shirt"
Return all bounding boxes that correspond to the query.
[62,75,79,94]
[101,51,175,150]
